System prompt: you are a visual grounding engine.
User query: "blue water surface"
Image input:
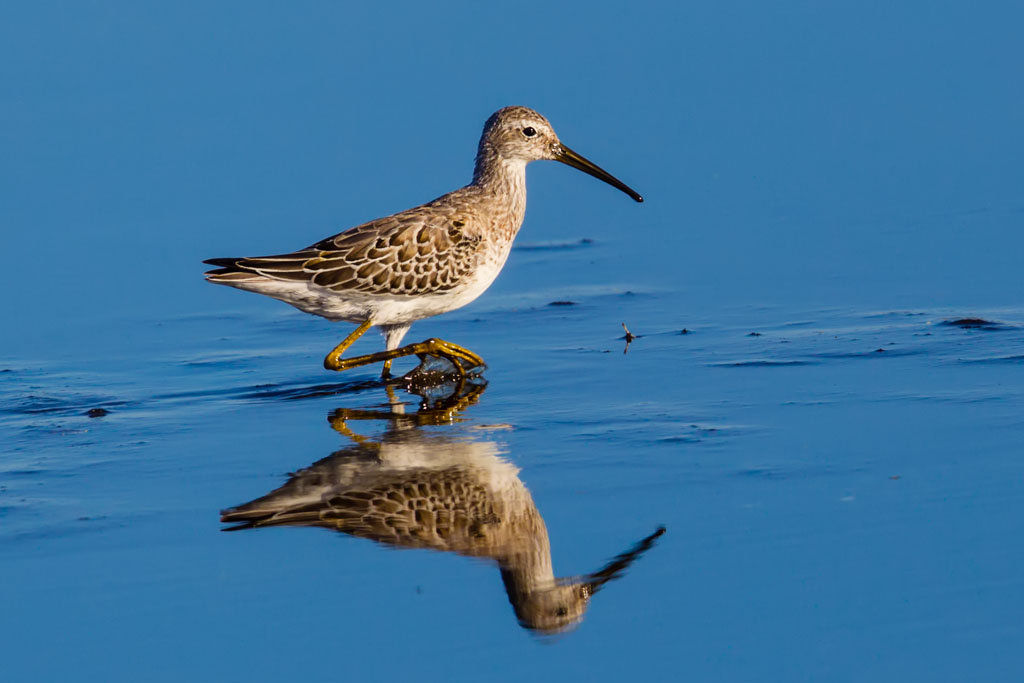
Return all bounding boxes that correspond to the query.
[2,2,1023,681]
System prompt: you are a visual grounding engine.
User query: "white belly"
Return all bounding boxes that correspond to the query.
[227,248,511,325]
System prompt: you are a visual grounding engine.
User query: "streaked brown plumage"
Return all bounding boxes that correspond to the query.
[205,203,486,296]
[221,383,663,634]
[203,106,642,376]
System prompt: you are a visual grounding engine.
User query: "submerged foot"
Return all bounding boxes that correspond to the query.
[325,336,486,379]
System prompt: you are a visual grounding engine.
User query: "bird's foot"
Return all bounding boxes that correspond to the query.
[325,337,486,379]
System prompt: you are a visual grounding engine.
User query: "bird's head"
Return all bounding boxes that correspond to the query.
[477,106,643,202]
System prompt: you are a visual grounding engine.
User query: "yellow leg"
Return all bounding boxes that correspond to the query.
[327,414,374,445]
[381,359,393,379]
[327,381,486,435]
[328,337,485,377]
[323,320,373,370]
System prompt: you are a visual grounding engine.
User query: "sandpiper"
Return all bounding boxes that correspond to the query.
[220,383,665,634]
[204,106,643,378]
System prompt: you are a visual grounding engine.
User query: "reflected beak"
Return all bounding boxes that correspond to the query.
[552,143,644,203]
[583,526,666,594]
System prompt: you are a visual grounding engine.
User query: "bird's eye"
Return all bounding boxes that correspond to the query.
[555,607,568,617]
[522,127,537,137]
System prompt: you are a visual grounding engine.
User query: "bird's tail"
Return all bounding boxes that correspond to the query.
[220,499,325,531]
[202,252,319,284]
[202,257,264,283]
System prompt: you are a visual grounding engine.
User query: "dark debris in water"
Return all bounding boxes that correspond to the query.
[747,332,762,337]
[85,408,109,418]
[813,348,919,359]
[3,394,127,417]
[714,359,813,368]
[959,354,1024,365]
[941,318,1007,330]
[864,311,927,319]
[658,435,702,444]
[736,467,786,480]
[680,328,691,335]
[547,301,577,307]
[514,238,595,252]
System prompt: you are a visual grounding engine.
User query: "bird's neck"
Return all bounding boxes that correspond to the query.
[471,149,528,239]
[498,539,557,604]
[495,505,555,594]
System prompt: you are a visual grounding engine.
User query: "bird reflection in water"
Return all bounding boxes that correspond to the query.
[221,379,665,635]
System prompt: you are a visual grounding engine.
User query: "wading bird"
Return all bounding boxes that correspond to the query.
[204,106,642,378]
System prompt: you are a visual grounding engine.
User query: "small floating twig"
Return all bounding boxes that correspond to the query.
[622,323,636,354]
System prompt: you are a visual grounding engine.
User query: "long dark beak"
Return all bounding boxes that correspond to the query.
[552,143,644,203]
[583,526,665,594]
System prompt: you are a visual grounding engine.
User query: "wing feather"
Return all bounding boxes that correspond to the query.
[204,201,484,295]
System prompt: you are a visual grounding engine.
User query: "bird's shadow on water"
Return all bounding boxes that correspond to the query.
[203,356,488,404]
[150,376,381,404]
[218,377,665,637]
[236,378,385,401]
[152,356,475,409]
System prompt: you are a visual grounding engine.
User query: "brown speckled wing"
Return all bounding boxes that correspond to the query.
[321,468,502,552]
[223,204,484,296]
[307,206,484,295]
